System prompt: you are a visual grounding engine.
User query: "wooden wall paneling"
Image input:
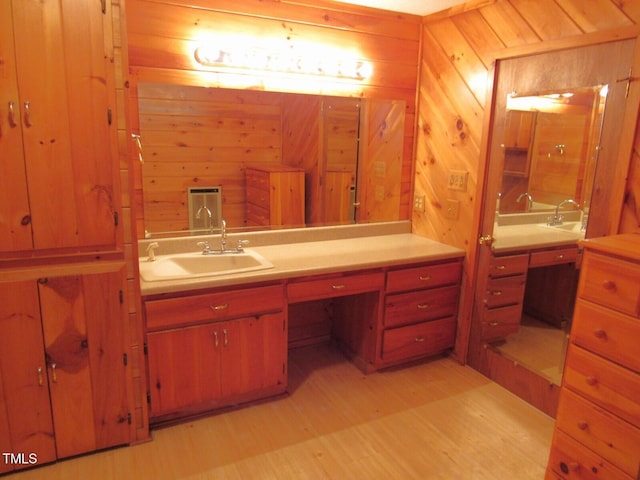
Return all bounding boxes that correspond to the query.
[476,2,540,47]
[554,0,634,33]
[506,0,584,41]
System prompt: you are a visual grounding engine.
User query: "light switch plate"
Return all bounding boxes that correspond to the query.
[445,199,460,220]
[448,170,468,192]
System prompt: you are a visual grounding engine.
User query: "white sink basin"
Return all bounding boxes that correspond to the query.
[139,249,273,282]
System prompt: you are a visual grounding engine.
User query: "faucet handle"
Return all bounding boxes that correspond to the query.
[236,240,249,252]
[197,241,211,254]
[146,242,160,262]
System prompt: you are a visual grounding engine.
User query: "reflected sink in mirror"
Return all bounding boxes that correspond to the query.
[139,249,273,282]
[540,221,583,234]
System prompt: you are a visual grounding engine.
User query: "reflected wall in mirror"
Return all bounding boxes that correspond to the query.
[137,83,405,237]
[498,86,607,215]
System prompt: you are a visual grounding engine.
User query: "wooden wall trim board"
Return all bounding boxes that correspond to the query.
[414,0,640,369]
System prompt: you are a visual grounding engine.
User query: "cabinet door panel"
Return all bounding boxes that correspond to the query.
[39,276,97,458]
[0,281,56,471]
[0,1,32,253]
[147,324,222,417]
[222,313,286,398]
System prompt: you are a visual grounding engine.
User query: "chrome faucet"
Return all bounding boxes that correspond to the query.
[548,199,580,226]
[516,192,533,212]
[146,242,160,262]
[195,204,213,232]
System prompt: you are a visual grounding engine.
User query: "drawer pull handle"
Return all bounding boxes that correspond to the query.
[585,376,598,386]
[37,367,44,386]
[51,363,57,383]
[555,254,565,260]
[602,280,617,292]
[414,337,425,343]
[8,101,17,127]
[488,322,500,327]
[332,284,346,290]
[210,303,228,311]
[223,329,229,347]
[419,275,432,281]
[577,421,588,431]
[213,331,219,347]
[494,265,506,270]
[491,290,503,296]
[417,303,430,309]
[593,329,608,340]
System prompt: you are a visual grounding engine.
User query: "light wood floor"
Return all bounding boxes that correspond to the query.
[7,345,554,479]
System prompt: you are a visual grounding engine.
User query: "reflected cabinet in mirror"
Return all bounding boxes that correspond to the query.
[499,86,607,215]
[135,83,406,238]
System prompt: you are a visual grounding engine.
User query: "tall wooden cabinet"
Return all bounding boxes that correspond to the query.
[0,0,119,254]
[546,234,640,480]
[245,166,305,228]
[0,266,131,474]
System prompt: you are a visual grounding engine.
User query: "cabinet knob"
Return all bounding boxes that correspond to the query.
[577,421,588,430]
[593,329,608,340]
[585,376,598,386]
[602,280,617,292]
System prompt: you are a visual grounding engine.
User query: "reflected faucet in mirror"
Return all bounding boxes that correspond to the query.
[548,199,580,226]
[516,192,533,212]
[195,205,213,232]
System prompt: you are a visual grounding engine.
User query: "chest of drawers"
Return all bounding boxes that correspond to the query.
[546,234,640,480]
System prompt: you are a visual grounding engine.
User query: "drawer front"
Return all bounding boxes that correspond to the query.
[385,285,458,328]
[145,284,284,331]
[548,429,630,480]
[556,389,640,478]
[484,275,526,308]
[386,261,461,293]
[579,251,640,316]
[564,344,640,429]
[381,317,455,364]
[489,253,529,277]
[571,300,640,373]
[480,304,522,341]
[530,247,579,268]
[288,272,384,303]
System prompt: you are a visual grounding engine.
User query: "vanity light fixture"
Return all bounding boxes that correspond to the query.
[193,45,372,81]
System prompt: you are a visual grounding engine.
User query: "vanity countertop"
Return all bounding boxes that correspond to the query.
[492,223,584,253]
[139,233,465,296]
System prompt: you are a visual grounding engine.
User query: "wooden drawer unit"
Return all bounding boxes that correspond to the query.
[480,253,528,341]
[287,271,384,303]
[381,317,456,364]
[245,165,305,228]
[386,261,461,293]
[484,275,527,308]
[570,300,640,374]
[385,285,458,328]
[530,246,579,268]
[547,234,640,480]
[489,253,529,277]
[555,389,640,479]
[579,251,640,316]
[563,344,640,429]
[380,260,462,367]
[145,284,285,331]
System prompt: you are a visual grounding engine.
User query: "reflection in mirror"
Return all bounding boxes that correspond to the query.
[498,85,608,218]
[137,83,405,238]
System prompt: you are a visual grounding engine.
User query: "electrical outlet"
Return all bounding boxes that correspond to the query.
[448,170,468,192]
[414,195,425,212]
[445,199,460,220]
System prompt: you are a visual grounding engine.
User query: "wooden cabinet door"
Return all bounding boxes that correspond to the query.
[38,269,130,458]
[0,281,56,473]
[147,323,223,417]
[0,1,32,253]
[221,313,287,398]
[3,0,118,253]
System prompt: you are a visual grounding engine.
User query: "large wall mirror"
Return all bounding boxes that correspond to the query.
[135,83,406,238]
[498,86,607,216]
[468,38,636,415]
